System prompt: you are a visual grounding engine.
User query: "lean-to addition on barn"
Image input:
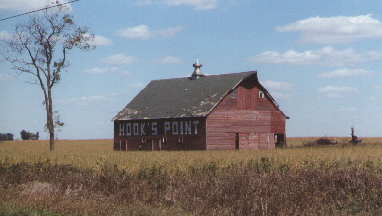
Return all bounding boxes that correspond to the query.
[112,60,289,150]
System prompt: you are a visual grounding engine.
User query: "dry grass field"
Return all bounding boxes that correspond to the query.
[1,137,382,215]
[1,137,382,171]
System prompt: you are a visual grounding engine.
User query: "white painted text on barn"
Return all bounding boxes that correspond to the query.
[118,121,200,136]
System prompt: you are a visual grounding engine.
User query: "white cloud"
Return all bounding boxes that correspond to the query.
[135,0,152,6]
[317,68,376,78]
[249,50,320,65]
[276,14,382,44]
[120,71,133,76]
[115,25,184,40]
[318,86,358,93]
[115,25,152,40]
[83,67,120,74]
[335,108,356,112]
[373,85,382,90]
[136,0,218,10]
[163,0,218,10]
[129,83,146,89]
[87,35,112,46]
[83,67,134,76]
[155,26,184,37]
[268,92,294,100]
[153,56,183,64]
[317,86,358,99]
[0,31,12,40]
[260,80,294,100]
[249,46,380,67]
[315,47,380,67]
[100,54,138,65]
[59,95,108,106]
[0,0,72,12]
[368,96,382,104]
[260,80,294,90]
[0,73,16,81]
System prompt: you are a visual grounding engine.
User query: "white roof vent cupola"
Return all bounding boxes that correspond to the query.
[191,58,204,80]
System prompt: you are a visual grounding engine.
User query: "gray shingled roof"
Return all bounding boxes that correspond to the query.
[112,71,257,121]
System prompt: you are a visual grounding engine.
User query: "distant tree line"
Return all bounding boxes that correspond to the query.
[0,131,40,141]
[20,130,39,140]
[0,133,14,141]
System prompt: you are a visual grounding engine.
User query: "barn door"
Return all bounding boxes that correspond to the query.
[235,133,239,150]
[275,134,286,148]
[151,140,161,151]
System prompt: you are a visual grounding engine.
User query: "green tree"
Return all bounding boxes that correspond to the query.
[1,2,95,151]
[20,130,39,140]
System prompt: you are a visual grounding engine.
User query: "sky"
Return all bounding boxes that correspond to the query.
[1,0,382,139]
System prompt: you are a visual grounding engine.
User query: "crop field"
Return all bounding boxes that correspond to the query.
[1,137,382,215]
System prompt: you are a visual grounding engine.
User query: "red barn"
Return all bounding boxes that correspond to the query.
[112,60,289,150]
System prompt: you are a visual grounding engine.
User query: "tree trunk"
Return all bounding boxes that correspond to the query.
[50,131,54,151]
[48,87,54,151]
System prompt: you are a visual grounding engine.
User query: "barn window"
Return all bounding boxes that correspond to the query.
[141,136,146,144]
[178,136,184,143]
[259,91,264,98]
[162,136,167,143]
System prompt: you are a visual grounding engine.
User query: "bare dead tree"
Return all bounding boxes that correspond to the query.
[0,2,95,151]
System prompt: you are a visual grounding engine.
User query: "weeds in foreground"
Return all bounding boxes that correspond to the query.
[0,202,68,216]
[1,156,382,215]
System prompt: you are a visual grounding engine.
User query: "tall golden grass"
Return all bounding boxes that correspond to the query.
[1,138,382,173]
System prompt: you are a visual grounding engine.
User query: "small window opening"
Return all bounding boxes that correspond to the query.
[178,136,184,143]
[141,136,146,144]
[162,136,167,143]
[259,91,264,98]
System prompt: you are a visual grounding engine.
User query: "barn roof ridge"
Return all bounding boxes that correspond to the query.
[149,70,256,81]
[112,70,270,121]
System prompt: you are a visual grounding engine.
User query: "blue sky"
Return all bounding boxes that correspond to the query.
[1,0,382,139]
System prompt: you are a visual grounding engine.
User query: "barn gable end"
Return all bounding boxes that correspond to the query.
[205,75,287,150]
